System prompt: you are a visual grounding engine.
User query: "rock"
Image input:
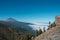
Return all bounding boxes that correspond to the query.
[34,16,60,40]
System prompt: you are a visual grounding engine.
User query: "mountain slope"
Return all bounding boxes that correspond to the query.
[34,16,60,40]
[0,18,34,33]
[34,26,60,40]
[0,23,19,40]
[0,20,35,40]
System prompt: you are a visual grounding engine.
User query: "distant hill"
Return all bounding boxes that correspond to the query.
[0,18,35,40]
[0,18,35,33]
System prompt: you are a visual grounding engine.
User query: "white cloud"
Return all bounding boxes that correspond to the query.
[29,22,49,30]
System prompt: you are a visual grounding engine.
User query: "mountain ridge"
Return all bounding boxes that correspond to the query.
[0,18,35,33]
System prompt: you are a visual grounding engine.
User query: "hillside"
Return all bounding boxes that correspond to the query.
[0,22,34,40]
[0,23,19,40]
[0,18,35,40]
[34,16,60,40]
[34,26,60,40]
[0,18,35,33]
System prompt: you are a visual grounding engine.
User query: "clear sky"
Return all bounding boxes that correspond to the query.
[0,0,60,30]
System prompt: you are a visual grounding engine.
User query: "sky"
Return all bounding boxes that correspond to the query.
[0,0,60,30]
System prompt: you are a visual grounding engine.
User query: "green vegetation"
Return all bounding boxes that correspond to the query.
[0,20,54,40]
[48,22,56,30]
[43,27,46,32]
[0,23,34,40]
[36,28,43,36]
[19,33,33,40]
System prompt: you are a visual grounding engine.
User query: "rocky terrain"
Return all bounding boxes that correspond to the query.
[34,16,60,40]
[34,26,60,40]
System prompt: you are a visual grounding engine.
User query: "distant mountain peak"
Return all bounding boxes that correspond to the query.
[6,18,17,21]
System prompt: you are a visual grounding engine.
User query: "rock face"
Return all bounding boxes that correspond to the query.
[34,26,60,40]
[34,16,60,40]
[55,16,60,26]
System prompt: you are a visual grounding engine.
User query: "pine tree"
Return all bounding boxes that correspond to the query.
[43,27,46,32]
[36,28,43,36]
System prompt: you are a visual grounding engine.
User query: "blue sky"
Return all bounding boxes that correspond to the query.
[0,0,60,30]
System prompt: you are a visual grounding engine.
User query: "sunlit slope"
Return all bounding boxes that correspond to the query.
[34,26,60,40]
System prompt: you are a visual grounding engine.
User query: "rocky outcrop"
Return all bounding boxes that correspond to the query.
[34,16,60,40]
[34,26,60,40]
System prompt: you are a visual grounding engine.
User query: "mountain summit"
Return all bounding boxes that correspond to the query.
[6,18,17,21]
